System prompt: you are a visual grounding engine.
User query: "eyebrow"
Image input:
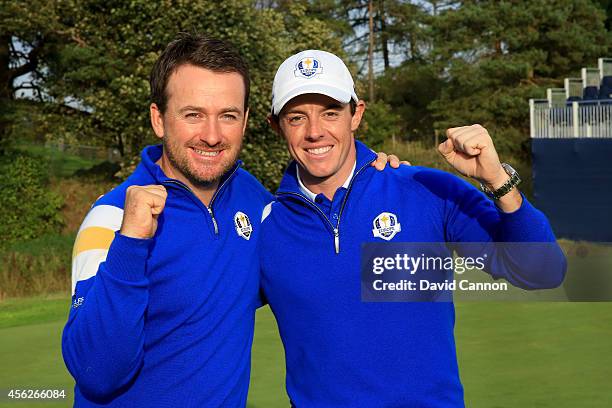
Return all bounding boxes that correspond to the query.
[178,105,243,114]
[284,103,345,115]
[220,106,243,114]
[325,103,344,110]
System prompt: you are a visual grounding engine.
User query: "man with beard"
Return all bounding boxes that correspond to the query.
[62,33,271,407]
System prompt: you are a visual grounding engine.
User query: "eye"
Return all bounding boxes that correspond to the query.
[221,113,238,121]
[324,111,340,118]
[185,112,201,119]
[287,115,305,124]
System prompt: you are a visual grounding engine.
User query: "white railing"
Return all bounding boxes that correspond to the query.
[530,99,612,138]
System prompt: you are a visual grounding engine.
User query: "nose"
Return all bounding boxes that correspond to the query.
[306,117,323,141]
[199,118,222,146]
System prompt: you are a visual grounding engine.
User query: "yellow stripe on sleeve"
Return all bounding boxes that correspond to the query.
[72,226,116,258]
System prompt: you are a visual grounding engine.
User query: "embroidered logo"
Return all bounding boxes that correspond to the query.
[234,211,253,240]
[294,57,323,78]
[72,297,84,309]
[372,212,401,241]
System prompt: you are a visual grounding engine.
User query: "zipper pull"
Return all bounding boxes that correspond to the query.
[334,228,339,254]
[207,207,219,235]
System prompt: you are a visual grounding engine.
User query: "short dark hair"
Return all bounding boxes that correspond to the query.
[150,32,250,113]
[271,98,357,123]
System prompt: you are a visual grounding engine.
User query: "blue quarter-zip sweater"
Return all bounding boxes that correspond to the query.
[260,140,566,407]
[62,145,272,407]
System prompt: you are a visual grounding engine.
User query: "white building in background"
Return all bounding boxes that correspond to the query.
[530,58,612,139]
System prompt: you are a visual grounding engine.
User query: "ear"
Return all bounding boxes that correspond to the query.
[267,114,282,136]
[150,103,165,139]
[242,108,250,134]
[350,100,366,133]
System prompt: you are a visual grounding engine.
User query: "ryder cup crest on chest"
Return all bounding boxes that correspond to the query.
[234,211,253,240]
[372,212,401,240]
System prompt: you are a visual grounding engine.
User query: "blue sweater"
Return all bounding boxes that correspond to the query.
[62,145,272,407]
[260,140,566,407]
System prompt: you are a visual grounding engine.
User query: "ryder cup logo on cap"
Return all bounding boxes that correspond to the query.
[271,50,358,115]
[295,57,323,78]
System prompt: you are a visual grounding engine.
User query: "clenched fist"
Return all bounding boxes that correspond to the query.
[120,185,168,239]
[438,124,508,190]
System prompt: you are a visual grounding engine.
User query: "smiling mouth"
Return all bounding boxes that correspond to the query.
[191,147,222,157]
[305,145,333,156]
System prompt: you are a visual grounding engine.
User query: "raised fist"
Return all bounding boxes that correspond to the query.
[438,124,508,190]
[120,185,168,239]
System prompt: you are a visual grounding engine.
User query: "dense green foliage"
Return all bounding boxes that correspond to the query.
[301,0,611,157]
[0,152,63,247]
[427,0,611,156]
[2,0,611,186]
[1,0,342,190]
[358,100,402,148]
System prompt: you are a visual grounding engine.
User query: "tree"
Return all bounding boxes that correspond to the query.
[3,0,341,189]
[596,0,612,30]
[294,0,402,77]
[358,100,402,148]
[0,0,81,151]
[377,61,442,143]
[429,0,611,156]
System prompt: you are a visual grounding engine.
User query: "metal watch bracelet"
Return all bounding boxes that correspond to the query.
[480,163,521,200]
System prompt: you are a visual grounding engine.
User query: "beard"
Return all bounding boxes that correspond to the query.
[162,134,241,188]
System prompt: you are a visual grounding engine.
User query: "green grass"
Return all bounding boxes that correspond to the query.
[455,302,612,407]
[248,308,287,407]
[0,321,73,407]
[0,235,74,299]
[14,144,104,178]
[0,300,287,407]
[3,234,75,257]
[0,295,68,330]
[1,298,611,407]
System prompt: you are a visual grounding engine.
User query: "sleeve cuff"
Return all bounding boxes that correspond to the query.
[498,192,531,217]
[497,193,556,242]
[103,232,152,282]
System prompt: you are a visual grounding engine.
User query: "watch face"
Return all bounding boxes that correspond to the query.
[502,163,518,177]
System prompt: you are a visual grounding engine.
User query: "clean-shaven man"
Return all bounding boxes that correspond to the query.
[260,50,566,407]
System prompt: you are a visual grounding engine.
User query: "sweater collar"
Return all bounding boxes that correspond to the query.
[296,160,356,201]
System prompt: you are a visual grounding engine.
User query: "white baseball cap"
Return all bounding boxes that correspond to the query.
[271,50,359,115]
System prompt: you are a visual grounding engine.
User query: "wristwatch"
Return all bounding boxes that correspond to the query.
[480,163,521,200]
